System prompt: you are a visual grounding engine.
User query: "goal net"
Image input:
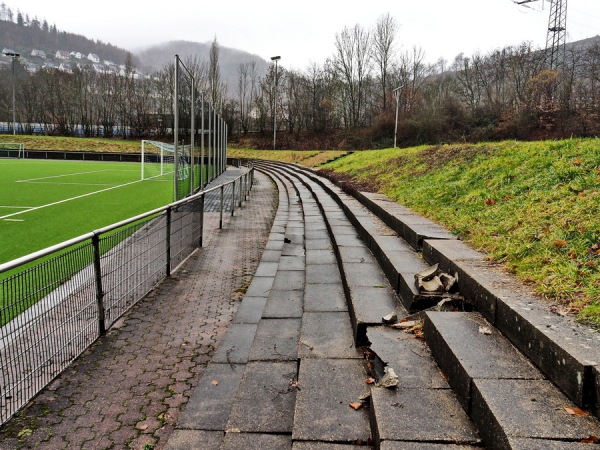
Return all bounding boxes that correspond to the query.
[0,142,25,159]
[141,140,192,198]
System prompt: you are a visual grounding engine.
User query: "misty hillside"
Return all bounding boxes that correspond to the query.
[135,40,269,89]
[566,34,600,51]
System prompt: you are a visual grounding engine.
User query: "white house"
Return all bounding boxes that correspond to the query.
[55,50,70,60]
[31,49,46,58]
[87,53,100,63]
[70,51,83,59]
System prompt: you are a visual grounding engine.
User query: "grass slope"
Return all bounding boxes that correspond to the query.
[320,139,600,326]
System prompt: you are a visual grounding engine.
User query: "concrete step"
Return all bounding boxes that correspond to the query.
[365,325,481,448]
[424,311,600,449]
[424,238,600,417]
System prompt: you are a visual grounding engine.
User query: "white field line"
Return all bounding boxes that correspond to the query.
[22,182,115,186]
[3,219,24,222]
[0,178,145,220]
[15,169,110,183]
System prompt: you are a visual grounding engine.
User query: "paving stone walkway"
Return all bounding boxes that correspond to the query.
[0,170,277,450]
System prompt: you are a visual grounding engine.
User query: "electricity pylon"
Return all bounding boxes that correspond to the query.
[515,0,568,70]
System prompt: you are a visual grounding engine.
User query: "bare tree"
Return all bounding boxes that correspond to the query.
[372,13,398,112]
[333,23,372,128]
[208,37,227,109]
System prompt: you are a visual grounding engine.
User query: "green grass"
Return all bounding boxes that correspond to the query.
[0,159,174,264]
[228,149,348,167]
[0,134,143,153]
[320,139,600,326]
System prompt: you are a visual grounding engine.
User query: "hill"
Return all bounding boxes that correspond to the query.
[134,40,269,88]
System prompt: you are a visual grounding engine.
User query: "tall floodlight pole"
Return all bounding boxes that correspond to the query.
[3,51,20,135]
[271,56,281,150]
[200,92,204,188]
[393,85,403,149]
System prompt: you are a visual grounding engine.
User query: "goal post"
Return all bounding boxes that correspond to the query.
[141,140,192,200]
[0,142,24,159]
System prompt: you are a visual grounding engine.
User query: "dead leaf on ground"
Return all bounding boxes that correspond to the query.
[554,240,568,248]
[365,378,376,385]
[581,436,599,443]
[349,402,363,410]
[564,406,589,417]
[211,380,219,386]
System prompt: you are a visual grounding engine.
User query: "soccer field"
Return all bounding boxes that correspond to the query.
[0,159,174,264]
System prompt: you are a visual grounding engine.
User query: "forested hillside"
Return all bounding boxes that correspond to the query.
[0,15,137,66]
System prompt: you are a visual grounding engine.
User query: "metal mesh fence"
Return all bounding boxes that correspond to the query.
[0,166,253,425]
[0,243,98,422]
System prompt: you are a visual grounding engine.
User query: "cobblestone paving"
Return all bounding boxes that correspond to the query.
[0,171,277,450]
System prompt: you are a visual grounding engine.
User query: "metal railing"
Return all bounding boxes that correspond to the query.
[0,165,254,425]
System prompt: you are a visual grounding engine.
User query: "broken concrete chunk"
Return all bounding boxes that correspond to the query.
[420,276,445,293]
[376,367,399,388]
[415,264,459,294]
[415,263,439,281]
[382,312,398,324]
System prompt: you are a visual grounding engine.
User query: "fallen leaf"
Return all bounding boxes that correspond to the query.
[564,406,589,417]
[349,402,363,410]
[553,240,568,248]
[211,380,219,386]
[581,436,599,443]
[484,198,496,206]
[365,378,376,385]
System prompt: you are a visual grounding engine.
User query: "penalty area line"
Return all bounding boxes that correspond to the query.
[0,178,145,221]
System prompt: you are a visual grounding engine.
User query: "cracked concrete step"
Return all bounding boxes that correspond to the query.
[424,238,600,418]
[364,326,481,448]
[424,311,600,449]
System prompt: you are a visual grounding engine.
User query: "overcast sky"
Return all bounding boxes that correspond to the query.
[9,0,600,69]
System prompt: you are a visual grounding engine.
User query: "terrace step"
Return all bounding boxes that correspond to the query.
[424,311,600,449]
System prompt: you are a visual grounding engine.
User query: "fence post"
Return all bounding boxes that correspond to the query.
[92,233,106,335]
[220,185,224,229]
[166,207,172,277]
[199,194,205,247]
[239,176,243,208]
[245,173,249,200]
[231,179,236,216]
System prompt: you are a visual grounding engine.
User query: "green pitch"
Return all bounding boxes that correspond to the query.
[0,159,175,265]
